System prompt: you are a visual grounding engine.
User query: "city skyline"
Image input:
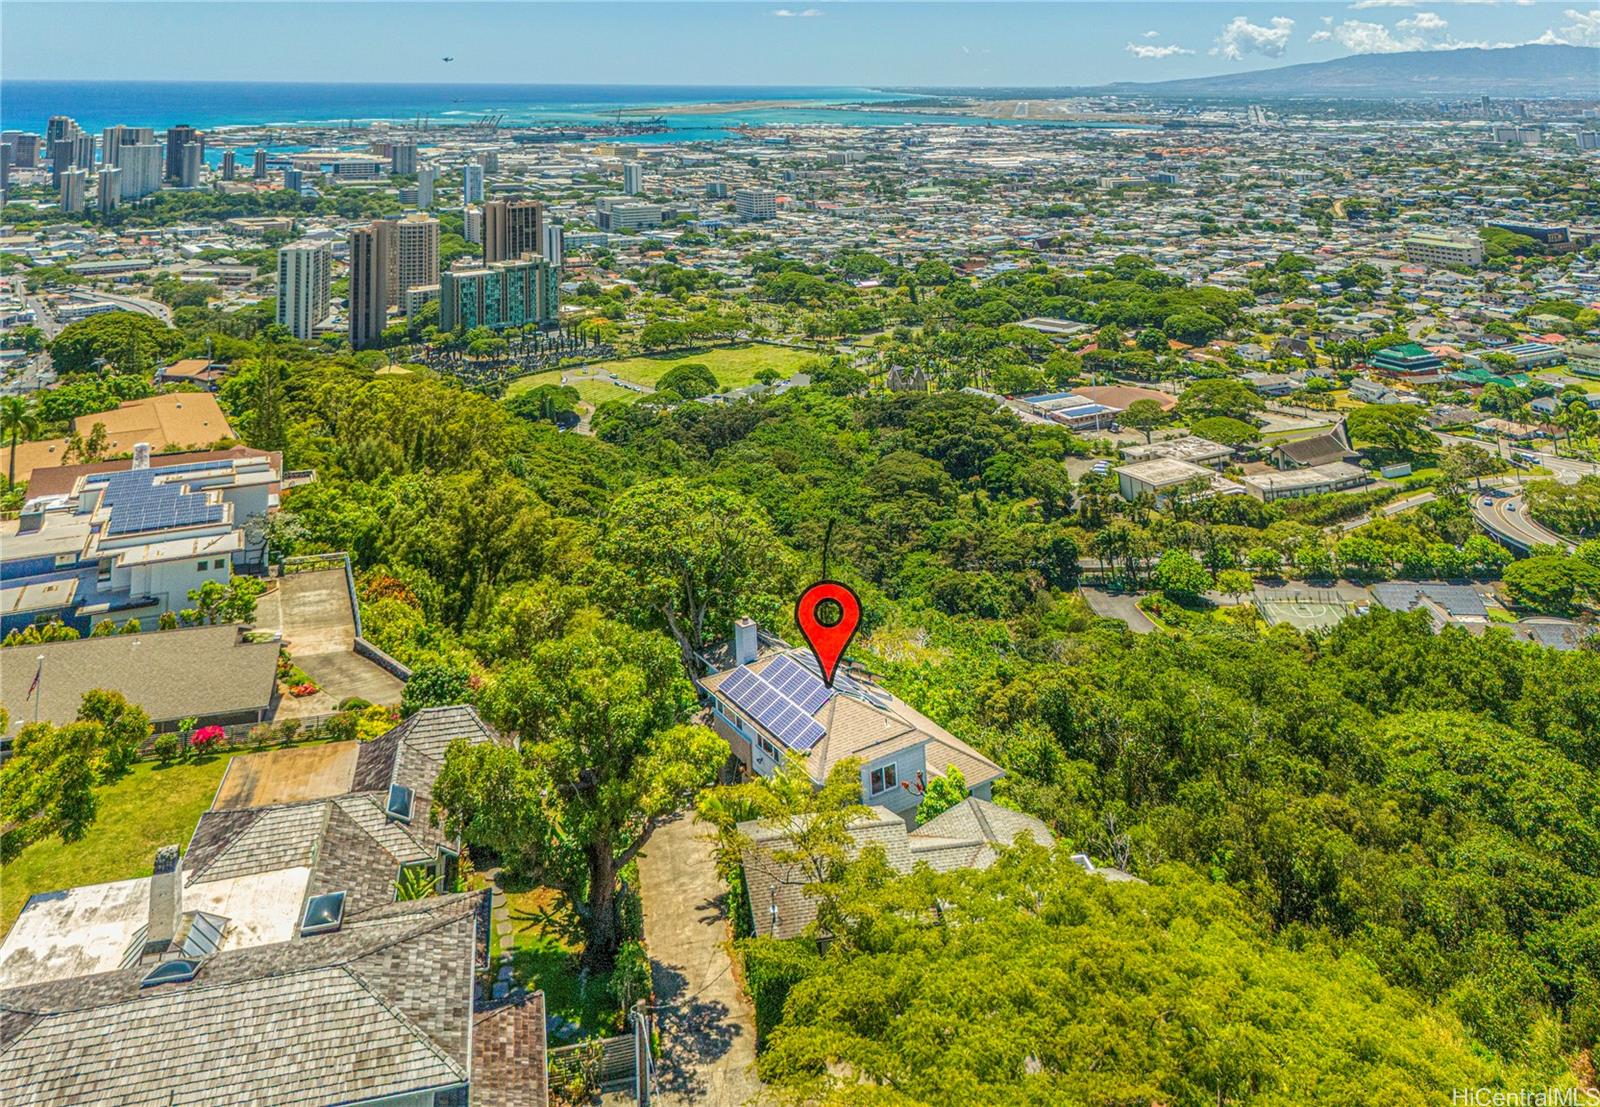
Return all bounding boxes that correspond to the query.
[4,2,1595,87]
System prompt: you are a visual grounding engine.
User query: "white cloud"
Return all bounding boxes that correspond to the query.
[1212,15,1296,60]
[1143,30,1161,38]
[1352,0,1534,5]
[1552,7,1600,44]
[1398,10,1450,37]
[1126,41,1197,59]
[1310,18,1412,50]
[771,8,823,17]
[1311,10,1506,52]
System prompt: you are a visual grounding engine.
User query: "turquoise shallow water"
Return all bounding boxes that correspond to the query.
[1,80,1153,143]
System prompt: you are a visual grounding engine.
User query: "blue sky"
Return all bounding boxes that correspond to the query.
[3,2,1593,86]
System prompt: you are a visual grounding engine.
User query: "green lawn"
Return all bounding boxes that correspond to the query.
[506,343,818,404]
[506,370,637,407]
[494,883,623,1040]
[2,752,239,931]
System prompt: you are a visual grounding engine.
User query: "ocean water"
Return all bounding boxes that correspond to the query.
[0,80,1152,144]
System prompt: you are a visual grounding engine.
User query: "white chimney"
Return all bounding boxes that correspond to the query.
[132,442,151,470]
[733,617,758,667]
[142,845,184,960]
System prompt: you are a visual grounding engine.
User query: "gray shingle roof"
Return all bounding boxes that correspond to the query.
[0,894,483,1107]
[739,799,1056,940]
[0,625,278,738]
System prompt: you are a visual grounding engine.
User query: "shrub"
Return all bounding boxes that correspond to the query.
[321,710,359,744]
[189,725,225,752]
[289,682,319,698]
[739,938,822,1050]
[610,940,653,1017]
[152,732,184,766]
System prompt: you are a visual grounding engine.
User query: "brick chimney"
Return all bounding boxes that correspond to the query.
[141,845,183,960]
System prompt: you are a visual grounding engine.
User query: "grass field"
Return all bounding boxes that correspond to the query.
[490,882,622,1039]
[2,752,239,931]
[505,343,818,404]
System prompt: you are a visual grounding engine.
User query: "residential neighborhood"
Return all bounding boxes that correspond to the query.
[2,7,1600,1105]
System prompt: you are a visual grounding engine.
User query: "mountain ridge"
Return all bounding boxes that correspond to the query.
[1099,44,1599,99]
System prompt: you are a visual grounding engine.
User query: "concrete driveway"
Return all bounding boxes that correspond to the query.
[1081,586,1157,633]
[254,568,405,716]
[636,812,761,1107]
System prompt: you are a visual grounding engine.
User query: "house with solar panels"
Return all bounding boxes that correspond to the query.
[0,706,550,1106]
[0,448,279,636]
[700,619,1004,826]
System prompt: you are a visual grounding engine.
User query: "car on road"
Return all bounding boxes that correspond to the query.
[1507,503,1518,512]
[1482,497,1493,506]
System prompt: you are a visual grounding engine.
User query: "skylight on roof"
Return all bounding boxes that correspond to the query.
[386,783,414,824]
[140,959,200,988]
[300,891,346,936]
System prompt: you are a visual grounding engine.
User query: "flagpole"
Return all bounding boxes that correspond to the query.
[34,655,43,724]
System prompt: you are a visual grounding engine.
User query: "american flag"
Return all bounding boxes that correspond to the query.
[26,659,41,701]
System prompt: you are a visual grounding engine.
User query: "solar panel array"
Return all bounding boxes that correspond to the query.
[89,469,227,537]
[762,654,832,714]
[719,665,826,751]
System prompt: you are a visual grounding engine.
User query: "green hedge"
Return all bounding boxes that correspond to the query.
[738,938,821,1051]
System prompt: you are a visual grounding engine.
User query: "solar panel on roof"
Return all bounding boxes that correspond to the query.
[98,467,226,536]
[762,655,831,714]
[717,665,827,752]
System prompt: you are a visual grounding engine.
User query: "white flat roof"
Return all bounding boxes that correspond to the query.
[0,577,78,615]
[0,866,312,987]
[1114,458,1215,487]
[114,529,244,566]
[1242,462,1368,492]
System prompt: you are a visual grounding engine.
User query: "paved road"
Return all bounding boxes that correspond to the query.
[73,290,173,324]
[636,812,761,1107]
[1436,432,1599,486]
[1080,587,1157,633]
[1472,489,1572,553]
[1336,488,1438,532]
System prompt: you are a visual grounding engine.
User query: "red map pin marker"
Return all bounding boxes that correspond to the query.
[795,581,861,688]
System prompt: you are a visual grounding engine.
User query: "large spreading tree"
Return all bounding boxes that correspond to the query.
[432,617,725,970]
[593,478,795,675]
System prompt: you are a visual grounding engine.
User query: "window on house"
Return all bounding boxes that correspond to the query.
[196,561,208,571]
[213,558,226,570]
[870,763,898,795]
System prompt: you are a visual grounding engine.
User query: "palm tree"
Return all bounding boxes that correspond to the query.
[1,396,39,488]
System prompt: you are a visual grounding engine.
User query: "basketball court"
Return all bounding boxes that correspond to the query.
[211,741,361,810]
[1255,589,1355,633]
